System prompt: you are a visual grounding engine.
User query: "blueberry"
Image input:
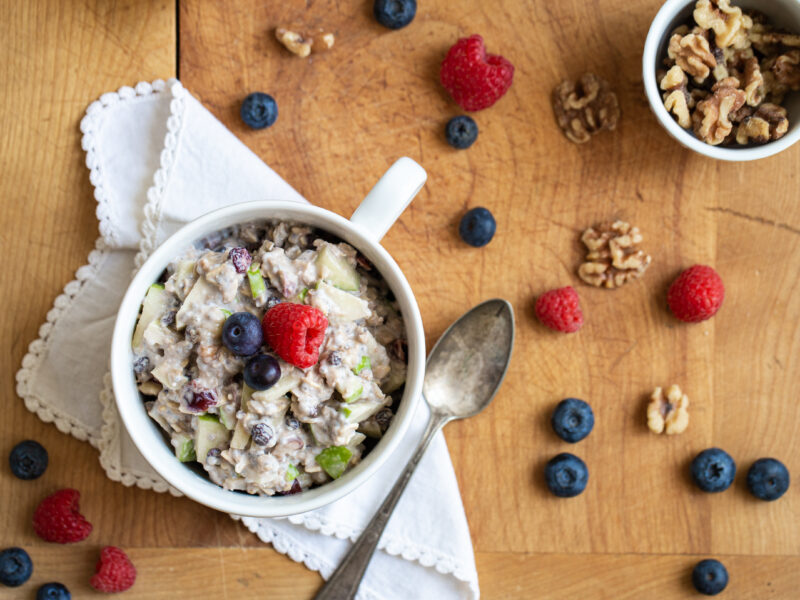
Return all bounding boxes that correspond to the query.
[9,440,48,480]
[691,448,736,493]
[373,0,416,29]
[459,207,496,247]
[240,92,278,129]
[544,453,588,497]
[0,547,33,587]
[692,559,729,595]
[551,398,594,443]
[37,582,71,600]
[445,116,479,149]
[222,312,263,356]
[747,458,790,501]
[244,354,281,391]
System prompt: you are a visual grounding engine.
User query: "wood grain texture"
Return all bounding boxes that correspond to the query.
[1,0,799,597]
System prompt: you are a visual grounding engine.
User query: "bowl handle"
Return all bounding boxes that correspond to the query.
[349,157,427,242]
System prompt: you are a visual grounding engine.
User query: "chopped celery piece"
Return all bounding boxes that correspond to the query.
[297,288,308,302]
[247,263,266,299]
[220,308,232,318]
[286,464,300,482]
[353,355,371,375]
[315,446,353,479]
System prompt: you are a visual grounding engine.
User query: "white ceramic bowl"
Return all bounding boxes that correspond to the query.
[111,158,427,517]
[643,0,800,161]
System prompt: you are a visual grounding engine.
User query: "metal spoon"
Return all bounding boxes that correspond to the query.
[314,298,515,600]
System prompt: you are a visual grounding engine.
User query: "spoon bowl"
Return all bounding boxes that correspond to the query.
[423,298,515,419]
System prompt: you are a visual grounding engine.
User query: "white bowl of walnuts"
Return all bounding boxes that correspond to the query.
[644,0,800,161]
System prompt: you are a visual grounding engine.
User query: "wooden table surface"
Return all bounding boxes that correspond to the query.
[3,0,800,598]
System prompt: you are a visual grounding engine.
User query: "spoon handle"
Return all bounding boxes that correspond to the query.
[314,412,450,600]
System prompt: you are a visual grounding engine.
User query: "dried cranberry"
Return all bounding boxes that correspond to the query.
[251,423,273,446]
[277,479,303,496]
[229,247,252,274]
[184,383,217,413]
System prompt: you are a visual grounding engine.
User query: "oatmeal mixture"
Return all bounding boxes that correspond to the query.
[131,221,407,496]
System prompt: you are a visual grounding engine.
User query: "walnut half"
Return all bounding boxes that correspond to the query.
[668,33,717,83]
[661,65,692,129]
[578,221,652,289]
[736,103,789,145]
[647,385,689,435]
[552,73,620,144]
[692,77,746,145]
[275,26,335,58]
[693,0,753,49]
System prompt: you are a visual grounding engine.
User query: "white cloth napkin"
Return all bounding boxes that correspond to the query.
[15,79,479,600]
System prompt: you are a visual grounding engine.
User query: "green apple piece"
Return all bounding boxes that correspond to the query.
[175,277,218,330]
[230,422,250,450]
[241,382,255,412]
[173,434,196,462]
[308,423,324,445]
[220,308,232,318]
[315,446,353,479]
[251,372,300,404]
[286,464,300,482]
[218,407,236,431]
[247,263,267,300]
[353,355,371,375]
[195,415,231,461]
[296,288,309,303]
[381,359,407,394]
[142,319,180,348]
[341,398,384,423]
[344,385,363,404]
[316,244,360,291]
[132,284,168,350]
[312,282,370,320]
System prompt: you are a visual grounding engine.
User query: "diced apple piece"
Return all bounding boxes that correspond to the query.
[316,244,360,291]
[150,357,188,390]
[195,415,231,461]
[171,260,197,301]
[358,420,382,439]
[341,398,384,423]
[347,432,366,447]
[241,383,255,411]
[230,422,250,450]
[345,385,363,403]
[310,282,370,320]
[132,284,168,350]
[173,434,196,462]
[353,355,371,375]
[219,406,236,431]
[381,359,407,394]
[142,320,180,349]
[175,277,218,330]
[315,446,353,479]
[251,372,300,404]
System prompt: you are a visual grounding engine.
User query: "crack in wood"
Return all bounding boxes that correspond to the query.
[706,206,800,236]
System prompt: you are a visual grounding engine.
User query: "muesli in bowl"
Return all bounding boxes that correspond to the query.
[131,220,407,496]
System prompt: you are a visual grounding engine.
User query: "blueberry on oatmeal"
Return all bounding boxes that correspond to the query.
[222,312,263,356]
[131,220,407,496]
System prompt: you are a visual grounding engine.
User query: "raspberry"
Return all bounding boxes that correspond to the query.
[440,34,514,111]
[32,489,92,544]
[667,265,725,323]
[535,286,584,333]
[90,546,136,593]
[263,303,328,369]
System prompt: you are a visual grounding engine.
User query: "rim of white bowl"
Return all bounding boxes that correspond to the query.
[643,0,800,162]
[111,201,424,517]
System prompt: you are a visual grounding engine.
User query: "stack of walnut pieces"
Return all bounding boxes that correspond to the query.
[659,0,800,146]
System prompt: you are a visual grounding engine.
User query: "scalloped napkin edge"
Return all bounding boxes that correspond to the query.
[15,79,480,600]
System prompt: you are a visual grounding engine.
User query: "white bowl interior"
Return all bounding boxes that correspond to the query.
[111,202,424,517]
[644,0,800,161]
